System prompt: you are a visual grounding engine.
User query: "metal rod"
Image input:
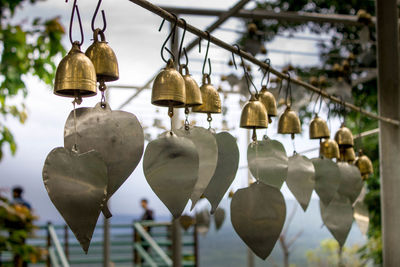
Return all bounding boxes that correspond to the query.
[128,0,400,126]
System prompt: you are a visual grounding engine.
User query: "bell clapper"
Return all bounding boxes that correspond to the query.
[168,105,174,134]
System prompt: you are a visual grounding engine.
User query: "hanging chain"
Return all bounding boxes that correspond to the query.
[99,80,107,108]
[168,105,174,134]
[71,92,82,153]
[207,113,212,129]
[184,107,190,131]
[292,136,297,155]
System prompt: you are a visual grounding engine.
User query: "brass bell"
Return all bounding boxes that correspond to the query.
[192,74,221,114]
[152,59,186,107]
[258,85,277,118]
[240,94,268,129]
[355,150,373,179]
[278,105,301,137]
[340,147,356,163]
[334,124,354,148]
[54,42,97,97]
[85,29,119,82]
[309,114,330,139]
[320,139,340,159]
[178,65,202,107]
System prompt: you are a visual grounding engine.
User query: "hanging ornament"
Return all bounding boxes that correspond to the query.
[231,182,286,260]
[196,208,211,236]
[340,147,356,163]
[320,139,340,159]
[203,132,239,214]
[240,94,268,129]
[309,115,330,140]
[64,102,144,217]
[337,162,363,204]
[286,154,315,211]
[353,186,369,236]
[355,150,374,180]
[258,59,277,122]
[335,124,354,148]
[312,158,341,206]
[179,214,196,231]
[213,207,226,231]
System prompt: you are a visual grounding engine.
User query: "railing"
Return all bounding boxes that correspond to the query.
[47,223,70,267]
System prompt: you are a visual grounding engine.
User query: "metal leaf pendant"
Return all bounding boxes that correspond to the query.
[312,158,341,206]
[337,162,363,204]
[231,182,286,259]
[247,138,288,188]
[286,154,315,211]
[353,200,369,236]
[203,132,239,213]
[42,147,108,253]
[196,208,211,236]
[213,207,226,231]
[64,102,144,217]
[320,194,353,246]
[143,131,199,218]
[175,126,218,209]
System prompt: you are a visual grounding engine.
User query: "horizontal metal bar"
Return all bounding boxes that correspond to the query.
[129,0,399,126]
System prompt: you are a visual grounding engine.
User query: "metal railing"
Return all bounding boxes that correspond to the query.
[47,224,70,267]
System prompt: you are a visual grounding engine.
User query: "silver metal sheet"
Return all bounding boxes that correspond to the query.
[286,154,315,211]
[312,158,341,206]
[203,132,239,213]
[143,131,199,218]
[42,147,108,253]
[64,102,144,216]
[337,162,363,204]
[231,182,286,260]
[320,194,353,246]
[175,126,218,209]
[213,207,226,231]
[196,208,211,236]
[353,200,369,236]
[247,138,288,188]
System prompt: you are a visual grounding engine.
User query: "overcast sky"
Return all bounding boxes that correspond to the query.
[0,0,340,223]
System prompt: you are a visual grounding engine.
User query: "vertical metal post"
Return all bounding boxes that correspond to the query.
[46,221,51,267]
[246,130,255,267]
[133,221,139,265]
[193,223,199,267]
[64,225,69,260]
[376,0,400,266]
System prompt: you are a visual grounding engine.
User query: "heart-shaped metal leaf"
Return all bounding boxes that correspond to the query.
[312,158,341,206]
[247,138,288,188]
[143,131,198,218]
[64,102,144,217]
[42,147,108,253]
[320,194,353,246]
[213,207,226,231]
[337,162,363,204]
[353,200,369,236]
[179,215,195,231]
[286,154,315,211]
[175,127,218,209]
[196,208,211,236]
[231,182,286,259]
[203,132,239,213]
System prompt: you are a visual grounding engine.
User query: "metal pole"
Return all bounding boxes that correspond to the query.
[46,221,51,267]
[128,0,400,126]
[376,0,400,266]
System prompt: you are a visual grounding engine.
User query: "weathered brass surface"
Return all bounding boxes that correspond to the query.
[64,102,144,217]
[143,131,198,218]
[286,154,315,211]
[214,207,225,231]
[42,147,108,253]
[258,85,277,117]
[240,94,268,129]
[320,194,353,246]
[309,115,330,139]
[247,137,288,188]
[337,162,363,204]
[196,209,211,236]
[320,139,340,159]
[312,158,341,206]
[334,124,354,148]
[179,215,195,231]
[340,147,356,163]
[191,74,221,114]
[152,59,186,107]
[178,65,202,107]
[355,150,373,178]
[231,182,286,260]
[54,42,97,97]
[85,30,119,82]
[278,106,301,135]
[203,132,239,214]
[175,127,218,209]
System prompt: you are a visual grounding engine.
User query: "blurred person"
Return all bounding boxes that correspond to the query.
[140,198,154,222]
[11,186,31,210]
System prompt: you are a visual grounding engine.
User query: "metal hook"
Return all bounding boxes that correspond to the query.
[67,0,84,46]
[260,58,271,88]
[202,31,212,76]
[91,0,107,33]
[285,73,293,106]
[178,19,188,67]
[159,14,178,63]
[232,44,258,95]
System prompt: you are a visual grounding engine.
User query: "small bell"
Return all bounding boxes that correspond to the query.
[54,42,97,97]
[309,114,330,139]
[320,139,340,159]
[178,65,202,107]
[340,147,356,163]
[152,59,186,107]
[240,94,268,129]
[192,74,221,114]
[258,85,277,119]
[278,105,301,138]
[85,29,119,82]
[334,124,354,148]
[355,150,373,180]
